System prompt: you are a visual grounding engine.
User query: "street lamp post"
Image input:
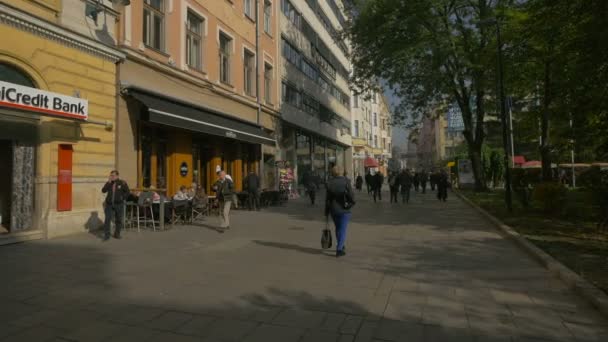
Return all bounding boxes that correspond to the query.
[480,17,513,212]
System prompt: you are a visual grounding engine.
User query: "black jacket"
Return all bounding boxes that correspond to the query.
[244,173,260,191]
[102,179,130,205]
[214,178,234,201]
[373,174,384,189]
[325,176,355,216]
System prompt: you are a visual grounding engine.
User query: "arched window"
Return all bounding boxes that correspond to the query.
[0,63,36,88]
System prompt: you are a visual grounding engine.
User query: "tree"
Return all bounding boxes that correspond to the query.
[345,0,509,191]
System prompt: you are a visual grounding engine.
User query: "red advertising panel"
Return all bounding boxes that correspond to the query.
[57,144,73,211]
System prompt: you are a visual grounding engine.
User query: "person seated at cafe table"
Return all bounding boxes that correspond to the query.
[173,185,189,201]
[187,182,198,200]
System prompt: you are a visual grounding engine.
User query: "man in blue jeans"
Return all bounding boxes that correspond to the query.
[325,166,355,257]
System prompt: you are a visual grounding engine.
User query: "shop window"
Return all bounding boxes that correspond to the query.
[143,0,165,51]
[186,11,204,71]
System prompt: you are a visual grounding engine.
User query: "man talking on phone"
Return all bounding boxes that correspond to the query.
[101,170,130,241]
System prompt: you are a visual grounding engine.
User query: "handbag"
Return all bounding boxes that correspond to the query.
[342,184,356,210]
[321,218,333,249]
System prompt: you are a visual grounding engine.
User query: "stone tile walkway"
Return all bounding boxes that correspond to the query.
[1,189,607,341]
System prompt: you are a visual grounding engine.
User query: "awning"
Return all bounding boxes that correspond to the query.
[364,157,379,168]
[512,155,526,165]
[127,88,275,145]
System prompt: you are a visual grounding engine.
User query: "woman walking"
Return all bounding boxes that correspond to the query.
[325,166,356,257]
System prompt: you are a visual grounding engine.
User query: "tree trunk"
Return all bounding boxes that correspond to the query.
[540,60,552,181]
[468,142,486,191]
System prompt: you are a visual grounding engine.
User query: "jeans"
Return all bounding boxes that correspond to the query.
[248,190,260,210]
[103,203,124,237]
[373,188,382,202]
[220,200,232,227]
[332,212,351,252]
[421,182,427,193]
[390,187,398,203]
[401,187,410,203]
[308,190,316,205]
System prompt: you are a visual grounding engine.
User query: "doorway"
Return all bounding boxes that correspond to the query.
[0,140,12,233]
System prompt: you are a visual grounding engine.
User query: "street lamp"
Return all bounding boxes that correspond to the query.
[478,17,513,212]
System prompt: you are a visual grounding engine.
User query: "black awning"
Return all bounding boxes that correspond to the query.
[127,89,275,145]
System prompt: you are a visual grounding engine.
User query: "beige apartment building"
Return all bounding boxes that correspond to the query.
[0,0,124,242]
[116,0,280,196]
[351,92,373,177]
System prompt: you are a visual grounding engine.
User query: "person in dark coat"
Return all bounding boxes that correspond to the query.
[437,169,449,202]
[355,173,363,192]
[413,171,420,192]
[365,171,373,195]
[398,169,413,204]
[430,170,438,191]
[419,170,428,194]
[244,170,260,211]
[372,172,384,202]
[325,166,355,257]
[101,170,130,241]
[388,172,399,203]
[302,169,317,205]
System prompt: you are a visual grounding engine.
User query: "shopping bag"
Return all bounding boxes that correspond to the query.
[321,219,333,249]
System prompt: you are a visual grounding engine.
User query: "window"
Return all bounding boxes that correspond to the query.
[244,0,254,19]
[264,63,273,104]
[244,49,255,96]
[219,33,232,84]
[264,1,272,34]
[282,82,301,108]
[143,0,165,50]
[302,94,320,115]
[374,135,378,148]
[382,138,386,149]
[186,11,203,70]
[354,95,359,108]
[281,38,301,68]
[301,59,318,82]
[354,120,359,137]
[372,93,377,103]
[373,113,377,127]
[281,0,301,29]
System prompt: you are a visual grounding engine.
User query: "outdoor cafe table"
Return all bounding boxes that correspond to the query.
[124,188,168,230]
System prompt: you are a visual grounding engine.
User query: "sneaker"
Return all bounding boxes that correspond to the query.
[336,250,346,258]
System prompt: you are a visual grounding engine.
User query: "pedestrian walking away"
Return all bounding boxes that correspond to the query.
[430,170,438,191]
[355,173,363,192]
[388,172,399,203]
[372,171,384,202]
[302,169,318,206]
[244,170,260,211]
[101,170,130,241]
[419,169,428,194]
[213,171,234,229]
[365,171,373,195]
[437,169,449,202]
[413,171,420,192]
[398,169,412,204]
[325,166,355,257]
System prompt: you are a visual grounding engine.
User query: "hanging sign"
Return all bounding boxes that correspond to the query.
[180,162,189,177]
[0,80,88,120]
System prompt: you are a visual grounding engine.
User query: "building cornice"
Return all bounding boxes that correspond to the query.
[0,3,125,63]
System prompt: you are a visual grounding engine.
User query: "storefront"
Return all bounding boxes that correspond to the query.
[283,126,348,188]
[120,87,273,196]
[0,4,124,240]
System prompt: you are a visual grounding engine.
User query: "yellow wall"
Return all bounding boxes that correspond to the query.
[0,24,119,238]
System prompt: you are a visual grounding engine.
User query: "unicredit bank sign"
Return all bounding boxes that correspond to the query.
[0,80,88,120]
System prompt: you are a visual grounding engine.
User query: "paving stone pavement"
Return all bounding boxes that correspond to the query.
[1,188,607,341]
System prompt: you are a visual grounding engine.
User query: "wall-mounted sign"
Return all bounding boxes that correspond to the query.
[0,80,88,120]
[225,131,237,139]
[180,162,188,177]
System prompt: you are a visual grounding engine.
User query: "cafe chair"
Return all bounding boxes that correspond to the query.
[171,199,189,225]
[124,200,139,232]
[137,191,156,231]
[190,195,209,224]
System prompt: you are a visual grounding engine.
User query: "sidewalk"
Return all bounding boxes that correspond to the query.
[0,189,607,341]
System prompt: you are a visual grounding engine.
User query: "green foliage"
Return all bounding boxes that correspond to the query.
[579,166,608,209]
[532,182,567,213]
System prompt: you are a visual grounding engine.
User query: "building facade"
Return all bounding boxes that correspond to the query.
[116,0,280,197]
[277,0,352,187]
[368,92,392,174]
[351,91,373,177]
[0,0,125,241]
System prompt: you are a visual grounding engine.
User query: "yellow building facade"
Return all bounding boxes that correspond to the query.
[0,2,124,242]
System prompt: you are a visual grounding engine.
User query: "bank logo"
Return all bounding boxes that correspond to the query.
[0,80,88,120]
